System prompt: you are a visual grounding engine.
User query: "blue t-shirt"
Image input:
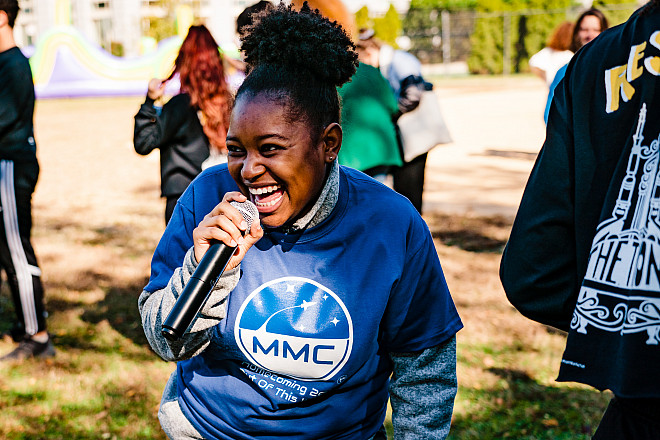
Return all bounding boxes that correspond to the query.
[146,165,462,439]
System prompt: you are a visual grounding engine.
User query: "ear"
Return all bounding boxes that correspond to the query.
[0,11,7,28]
[320,123,342,164]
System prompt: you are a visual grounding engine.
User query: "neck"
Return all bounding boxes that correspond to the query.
[0,27,16,53]
[278,160,340,234]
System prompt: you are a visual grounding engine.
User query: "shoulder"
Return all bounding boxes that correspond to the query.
[341,166,423,227]
[0,48,31,79]
[352,63,382,82]
[531,47,552,58]
[178,164,239,214]
[392,49,421,66]
[164,93,192,109]
[570,12,640,69]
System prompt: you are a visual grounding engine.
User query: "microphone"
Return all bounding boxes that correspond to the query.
[161,200,259,341]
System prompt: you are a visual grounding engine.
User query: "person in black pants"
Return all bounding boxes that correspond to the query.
[0,0,54,360]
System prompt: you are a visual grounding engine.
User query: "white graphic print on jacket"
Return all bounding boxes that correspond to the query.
[573,103,660,345]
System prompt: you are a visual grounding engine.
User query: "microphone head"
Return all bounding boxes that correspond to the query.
[230,200,259,230]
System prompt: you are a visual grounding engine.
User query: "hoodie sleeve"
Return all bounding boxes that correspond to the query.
[500,63,579,332]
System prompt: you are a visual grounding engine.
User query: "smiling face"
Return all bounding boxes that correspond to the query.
[577,15,602,47]
[226,92,340,228]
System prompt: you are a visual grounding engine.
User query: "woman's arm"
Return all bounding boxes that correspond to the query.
[133,96,162,156]
[133,79,191,155]
[139,192,263,361]
[138,247,240,361]
[389,336,457,440]
[133,78,168,155]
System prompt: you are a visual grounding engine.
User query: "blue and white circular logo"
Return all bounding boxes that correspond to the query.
[235,277,353,381]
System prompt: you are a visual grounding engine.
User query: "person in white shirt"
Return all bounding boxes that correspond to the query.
[529,20,575,88]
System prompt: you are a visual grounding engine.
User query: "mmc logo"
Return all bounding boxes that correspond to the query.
[235,277,353,381]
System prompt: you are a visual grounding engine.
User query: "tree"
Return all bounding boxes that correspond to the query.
[373,5,402,46]
[355,5,371,31]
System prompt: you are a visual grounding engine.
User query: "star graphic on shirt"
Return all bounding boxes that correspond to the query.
[297,325,306,332]
[322,294,328,301]
[286,284,296,293]
[331,317,339,326]
[300,299,316,311]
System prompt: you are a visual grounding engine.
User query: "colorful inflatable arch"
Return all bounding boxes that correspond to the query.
[28,26,182,98]
[27,26,242,99]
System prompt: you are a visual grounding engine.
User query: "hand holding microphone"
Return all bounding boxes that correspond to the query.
[161,194,261,341]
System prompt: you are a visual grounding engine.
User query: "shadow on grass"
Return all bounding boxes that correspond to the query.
[450,367,610,439]
[425,212,511,253]
[80,278,151,348]
[0,270,153,356]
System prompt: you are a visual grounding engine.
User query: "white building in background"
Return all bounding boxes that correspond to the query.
[14,0,262,57]
[13,0,409,58]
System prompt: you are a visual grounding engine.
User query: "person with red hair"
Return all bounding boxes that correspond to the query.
[134,25,232,224]
[529,20,575,88]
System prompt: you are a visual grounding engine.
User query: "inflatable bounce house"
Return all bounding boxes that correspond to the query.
[26,4,240,99]
[28,27,183,98]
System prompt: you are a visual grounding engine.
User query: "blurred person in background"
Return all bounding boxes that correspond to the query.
[0,0,55,360]
[133,25,232,224]
[501,1,660,437]
[293,1,403,184]
[529,21,574,88]
[569,8,610,53]
[357,29,448,214]
[544,8,609,123]
[227,0,275,76]
[236,1,274,38]
[291,0,357,39]
[337,60,402,183]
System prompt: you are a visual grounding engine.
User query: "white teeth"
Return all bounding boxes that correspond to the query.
[255,195,283,207]
[249,185,280,195]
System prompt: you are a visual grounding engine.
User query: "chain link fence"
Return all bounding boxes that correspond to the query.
[401,3,640,74]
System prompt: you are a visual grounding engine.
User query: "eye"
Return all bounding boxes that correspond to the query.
[260,143,283,155]
[227,143,245,155]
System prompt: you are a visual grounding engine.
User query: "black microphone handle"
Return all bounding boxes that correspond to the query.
[161,241,237,341]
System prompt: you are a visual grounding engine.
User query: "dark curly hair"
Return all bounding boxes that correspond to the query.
[236,2,358,142]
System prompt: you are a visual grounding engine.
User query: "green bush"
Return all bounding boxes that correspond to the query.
[467,0,573,74]
[466,0,639,74]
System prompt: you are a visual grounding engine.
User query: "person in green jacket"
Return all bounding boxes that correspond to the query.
[338,62,401,182]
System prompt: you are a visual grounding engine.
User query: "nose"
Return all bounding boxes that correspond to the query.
[241,151,265,181]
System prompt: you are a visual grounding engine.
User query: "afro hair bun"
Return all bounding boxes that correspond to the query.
[240,2,358,88]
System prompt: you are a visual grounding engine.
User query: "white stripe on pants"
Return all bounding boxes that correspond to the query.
[0,160,39,335]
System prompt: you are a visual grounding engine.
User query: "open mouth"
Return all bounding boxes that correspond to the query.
[248,185,284,212]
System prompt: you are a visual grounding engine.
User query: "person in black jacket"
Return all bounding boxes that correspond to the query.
[134,25,232,224]
[501,1,660,437]
[0,0,54,360]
